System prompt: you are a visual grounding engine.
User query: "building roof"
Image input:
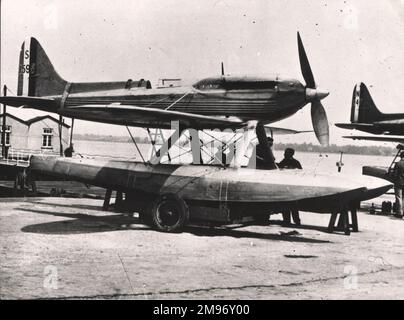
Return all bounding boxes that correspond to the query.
[0,113,70,128]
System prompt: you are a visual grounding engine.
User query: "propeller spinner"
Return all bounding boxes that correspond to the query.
[297,32,329,146]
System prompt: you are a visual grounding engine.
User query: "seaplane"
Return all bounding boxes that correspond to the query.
[336,83,404,183]
[1,33,329,164]
[0,33,392,234]
[336,82,404,143]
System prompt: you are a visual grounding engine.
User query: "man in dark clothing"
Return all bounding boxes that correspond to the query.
[394,152,404,218]
[64,144,74,158]
[277,148,302,169]
[277,148,302,225]
[255,136,277,170]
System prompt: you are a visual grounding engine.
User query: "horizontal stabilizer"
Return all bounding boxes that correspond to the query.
[264,125,312,136]
[0,96,57,110]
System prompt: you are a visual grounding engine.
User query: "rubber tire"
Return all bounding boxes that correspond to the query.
[150,193,189,232]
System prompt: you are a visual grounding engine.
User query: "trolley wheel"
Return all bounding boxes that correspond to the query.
[150,193,189,232]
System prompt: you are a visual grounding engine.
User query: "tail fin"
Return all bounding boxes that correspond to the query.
[350,82,383,123]
[17,37,67,97]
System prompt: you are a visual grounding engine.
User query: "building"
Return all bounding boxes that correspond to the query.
[0,113,70,155]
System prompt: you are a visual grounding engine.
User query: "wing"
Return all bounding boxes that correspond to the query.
[60,104,246,130]
[0,97,245,130]
[264,125,312,136]
[335,123,374,130]
[343,135,404,144]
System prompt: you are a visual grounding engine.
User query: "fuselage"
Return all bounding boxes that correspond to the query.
[39,75,308,127]
[374,118,404,135]
[337,118,404,135]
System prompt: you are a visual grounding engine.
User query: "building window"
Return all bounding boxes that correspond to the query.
[42,128,53,148]
[0,125,11,146]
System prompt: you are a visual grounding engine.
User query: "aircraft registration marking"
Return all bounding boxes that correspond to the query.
[22,37,31,96]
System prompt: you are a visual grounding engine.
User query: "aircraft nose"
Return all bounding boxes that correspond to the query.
[306,88,329,101]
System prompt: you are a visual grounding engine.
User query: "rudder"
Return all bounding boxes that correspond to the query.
[350,82,383,123]
[17,37,67,97]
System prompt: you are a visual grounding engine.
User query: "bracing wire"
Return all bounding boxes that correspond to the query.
[126,126,146,164]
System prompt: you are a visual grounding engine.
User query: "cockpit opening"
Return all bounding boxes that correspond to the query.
[193,77,277,91]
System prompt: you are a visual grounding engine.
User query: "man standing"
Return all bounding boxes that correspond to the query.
[277,148,302,170]
[394,152,404,218]
[64,143,74,158]
[277,148,302,225]
[255,137,277,170]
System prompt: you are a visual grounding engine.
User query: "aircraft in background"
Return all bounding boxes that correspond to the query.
[336,82,404,144]
[336,82,404,184]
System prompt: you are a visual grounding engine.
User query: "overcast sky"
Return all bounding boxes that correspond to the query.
[1,0,404,145]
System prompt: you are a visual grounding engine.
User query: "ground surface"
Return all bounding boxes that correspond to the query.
[1,197,403,300]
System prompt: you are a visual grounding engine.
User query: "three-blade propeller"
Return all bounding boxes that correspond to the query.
[297,32,329,146]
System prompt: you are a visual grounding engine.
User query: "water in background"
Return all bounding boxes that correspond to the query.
[73,139,394,177]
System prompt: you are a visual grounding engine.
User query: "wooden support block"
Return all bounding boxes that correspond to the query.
[342,209,350,236]
[328,212,338,233]
[115,191,123,211]
[328,209,352,235]
[337,213,345,229]
[351,208,359,232]
[103,189,112,211]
